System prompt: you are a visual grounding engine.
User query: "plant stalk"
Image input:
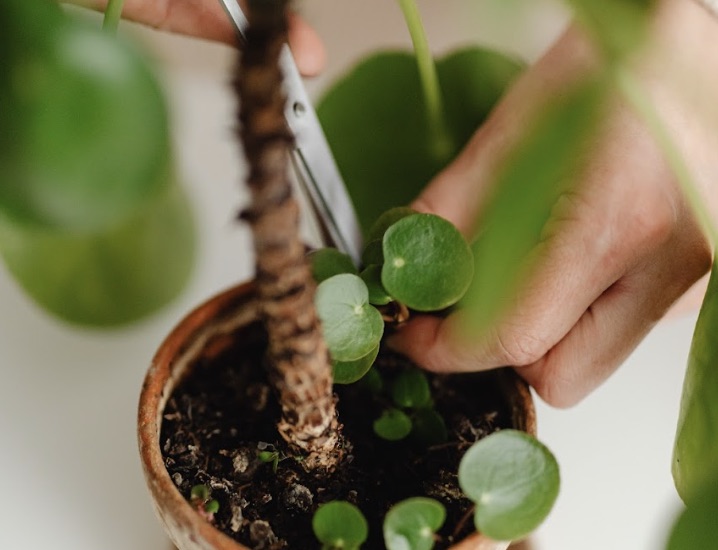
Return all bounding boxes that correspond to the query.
[236,0,343,473]
[102,0,125,33]
[616,68,718,244]
[397,0,454,160]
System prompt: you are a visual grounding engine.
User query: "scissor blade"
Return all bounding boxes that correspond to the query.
[217,0,363,265]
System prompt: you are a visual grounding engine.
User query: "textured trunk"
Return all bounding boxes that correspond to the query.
[235,0,342,472]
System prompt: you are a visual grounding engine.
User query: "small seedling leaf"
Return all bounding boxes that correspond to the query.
[361,265,393,306]
[312,501,368,550]
[357,366,384,394]
[316,274,384,362]
[205,500,220,514]
[309,248,357,283]
[333,344,380,385]
[392,369,432,408]
[374,408,413,441]
[458,430,559,541]
[411,408,448,447]
[382,214,473,311]
[191,484,210,501]
[384,497,446,550]
[368,207,417,242]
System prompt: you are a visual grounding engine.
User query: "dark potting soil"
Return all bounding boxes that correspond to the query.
[161,322,514,549]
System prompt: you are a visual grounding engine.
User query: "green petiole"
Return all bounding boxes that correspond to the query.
[396,0,454,160]
[102,0,125,34]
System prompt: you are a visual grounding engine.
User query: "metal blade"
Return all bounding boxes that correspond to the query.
[217,0,364,265]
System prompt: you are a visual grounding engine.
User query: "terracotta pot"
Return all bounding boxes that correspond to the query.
[138,282,536,550]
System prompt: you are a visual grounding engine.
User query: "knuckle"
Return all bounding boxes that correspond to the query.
[494,329,550,367]
[626,191,676,251]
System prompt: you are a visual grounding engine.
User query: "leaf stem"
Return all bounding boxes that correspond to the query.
[396,0,454,159]
[616,68,718,245]
[102,0,125,34]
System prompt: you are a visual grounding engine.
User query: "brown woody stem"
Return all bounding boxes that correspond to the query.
[235,0,342,472]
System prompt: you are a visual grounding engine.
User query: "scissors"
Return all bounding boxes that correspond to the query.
[217,0,363,266]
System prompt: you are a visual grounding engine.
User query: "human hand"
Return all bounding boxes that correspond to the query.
[61,0,326,76]
[389,2,718,407]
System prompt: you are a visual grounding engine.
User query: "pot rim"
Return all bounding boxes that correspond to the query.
[138,281,533,550]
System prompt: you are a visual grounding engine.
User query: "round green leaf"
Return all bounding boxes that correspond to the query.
[411,408,448,447]
[315,274,384,362]
[392,369,432,409]
[312,501,368,550]
[0,175,195,326]
[317,48,523,233]
[458,430,559,541]
[360,265,392,306]
[384,497,446,550]
[374,408,413,441]
[367,207,417,243]
[382,214,473,311]
[0,11,170,232]
[333,344,380,385]
[309,248,357,283]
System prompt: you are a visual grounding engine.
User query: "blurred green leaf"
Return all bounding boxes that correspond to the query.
[313,501,368,550]
[383,497,446,550]
[360,264,392,306]
[362,239,384,267]
[315,274,384,362]
[411,408,448,447]
[367,207,417,243]
[317,47,523,233]
[333,343,380,385]
[458,430,560,541]
[463,78,606,333]
[374,408,413,441]
[566,0,657,60]
[392,369,432,409]
[309,247,357,283]
[666,478,718,550]
[0,174,195,326]
[382,213,473,311]
[673,259,718,504]
[0,2,170,232]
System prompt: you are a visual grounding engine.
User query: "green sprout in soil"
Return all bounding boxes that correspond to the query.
[190,484,220,523]
[312,501,369,550]
[384,497,446,550]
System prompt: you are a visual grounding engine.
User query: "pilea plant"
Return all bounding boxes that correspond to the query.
[133,0,718,547]
[0,0,194,326]
[214,0,559,545]
[317,0,718,547]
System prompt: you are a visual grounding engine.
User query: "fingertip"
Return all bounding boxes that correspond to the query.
[287,13,326,77]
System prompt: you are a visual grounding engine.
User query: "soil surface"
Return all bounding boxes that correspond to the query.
[161,322,514,549]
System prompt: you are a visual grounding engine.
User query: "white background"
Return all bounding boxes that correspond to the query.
[0,1,690,548]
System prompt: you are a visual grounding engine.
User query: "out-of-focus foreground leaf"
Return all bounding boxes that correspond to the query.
[0,176,195,327]
[673,260,718,504]
[462,77,607,334]
[565,0,658,60]
[666,478,718,549]
[317,47,523,233]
